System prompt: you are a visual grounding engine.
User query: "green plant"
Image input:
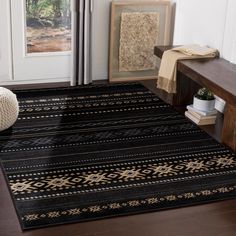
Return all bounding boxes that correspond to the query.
[195,87,215,100]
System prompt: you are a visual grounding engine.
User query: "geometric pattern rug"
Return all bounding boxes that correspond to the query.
[0,83,236,230]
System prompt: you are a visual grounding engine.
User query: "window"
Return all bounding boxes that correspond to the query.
[25,0,71,54]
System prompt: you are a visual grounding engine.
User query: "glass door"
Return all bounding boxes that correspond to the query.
[11,0,72,82]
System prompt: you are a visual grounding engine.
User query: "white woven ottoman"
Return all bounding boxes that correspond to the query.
[0,87,19,131]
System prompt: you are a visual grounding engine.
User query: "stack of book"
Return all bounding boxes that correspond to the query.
[185,105,217,125]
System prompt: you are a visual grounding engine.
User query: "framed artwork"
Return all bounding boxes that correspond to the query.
[109,1,172,82]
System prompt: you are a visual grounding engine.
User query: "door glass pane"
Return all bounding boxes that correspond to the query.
[26,0,71,53]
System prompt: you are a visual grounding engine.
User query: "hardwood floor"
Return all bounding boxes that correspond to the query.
[1,80,236,236]
[3,82,70,90]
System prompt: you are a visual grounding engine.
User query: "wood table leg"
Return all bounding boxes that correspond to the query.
[221,104,236,151]
[174,72,201,106]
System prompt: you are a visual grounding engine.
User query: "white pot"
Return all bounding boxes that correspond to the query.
[193,96,215,112]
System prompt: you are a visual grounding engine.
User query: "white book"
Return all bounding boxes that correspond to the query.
[187,110,217,120]
[187,105,217,116]
[185,111,216,125]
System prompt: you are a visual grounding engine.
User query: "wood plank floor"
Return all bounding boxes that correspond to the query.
[1,80,236,236]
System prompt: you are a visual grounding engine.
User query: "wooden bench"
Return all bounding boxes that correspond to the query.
[154,46,236,151]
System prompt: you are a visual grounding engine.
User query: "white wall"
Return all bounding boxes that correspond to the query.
[174,0,236,64]
[0,0,12,82]
[222,0,236,63]
[92,0,236,81]
[173,0,228,52]
[91,0,111,81]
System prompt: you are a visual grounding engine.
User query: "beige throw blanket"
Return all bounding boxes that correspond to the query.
[157,45,218,93]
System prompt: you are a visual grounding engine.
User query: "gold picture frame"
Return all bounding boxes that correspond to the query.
[109,1,172,82]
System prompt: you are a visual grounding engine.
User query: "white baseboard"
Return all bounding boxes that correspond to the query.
[0,77,70,86]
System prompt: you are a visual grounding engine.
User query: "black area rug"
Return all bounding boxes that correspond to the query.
[1,83,236,230]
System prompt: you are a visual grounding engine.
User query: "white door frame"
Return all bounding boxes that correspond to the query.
[0,0,13,82]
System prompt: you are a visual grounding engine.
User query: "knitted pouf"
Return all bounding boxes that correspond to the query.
[0,87,19,131]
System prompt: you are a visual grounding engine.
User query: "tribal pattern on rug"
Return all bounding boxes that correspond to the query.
[0,83,236,230]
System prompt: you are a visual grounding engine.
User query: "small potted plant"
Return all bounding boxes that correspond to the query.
[193,87,215,111]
